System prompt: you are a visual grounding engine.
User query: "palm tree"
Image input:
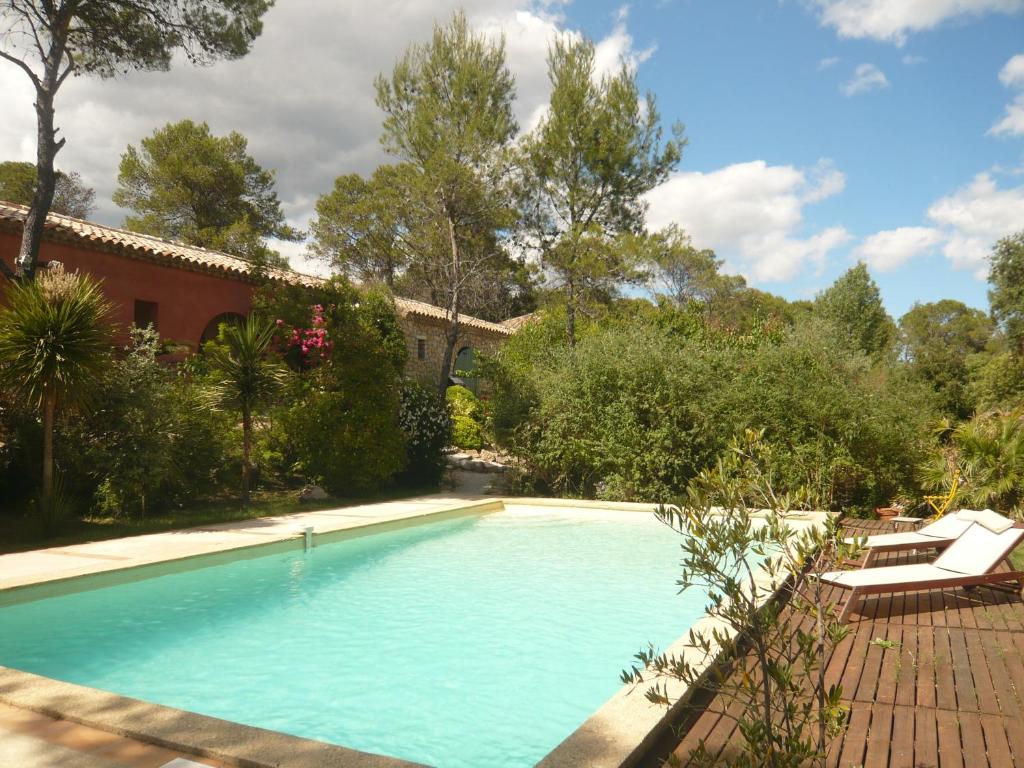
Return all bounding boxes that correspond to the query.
[205,315,286,504]
[0,269,112,512]
[922,409,1024,516]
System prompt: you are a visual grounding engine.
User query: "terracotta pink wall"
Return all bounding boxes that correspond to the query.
[0,231,255,350]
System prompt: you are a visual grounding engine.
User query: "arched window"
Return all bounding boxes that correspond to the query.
[200,312,246,346]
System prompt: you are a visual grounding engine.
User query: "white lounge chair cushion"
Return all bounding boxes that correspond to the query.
[820,563,948,588]
[843,513,972,547]
[923,514,975,538]
[843,531,950,548]
[957,508,1014,534]
[934,524,1023,575]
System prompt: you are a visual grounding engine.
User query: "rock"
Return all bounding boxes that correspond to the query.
[299,485,328,502]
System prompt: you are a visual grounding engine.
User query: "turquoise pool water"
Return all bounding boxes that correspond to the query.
[0,505,707,767]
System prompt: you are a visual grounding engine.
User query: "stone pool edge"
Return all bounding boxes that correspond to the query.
[0,496,829,768]
[0,666,428,768]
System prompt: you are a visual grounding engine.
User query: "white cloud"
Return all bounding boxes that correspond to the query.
[901,54,926,65]
[860,172,1024,278]
[592,5,656,79]
[990,96,1024,137]
[854,226,943,271]
[999,53,1024,87]
[927,172,1024,277]
[990,54,1024,137]
[644,159,851,282]
[841,63,889,96]
[818,56,840,70]
[809,0,1024,46]
[0,2,652,264]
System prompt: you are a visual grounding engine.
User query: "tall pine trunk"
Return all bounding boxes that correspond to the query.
[16,10,70,281]
[437,212,461,394]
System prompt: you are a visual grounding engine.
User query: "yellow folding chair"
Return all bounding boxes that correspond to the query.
[924,468,960,520]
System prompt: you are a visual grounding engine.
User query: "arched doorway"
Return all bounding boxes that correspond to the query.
[200,312,246,346]
[452,346,479,395]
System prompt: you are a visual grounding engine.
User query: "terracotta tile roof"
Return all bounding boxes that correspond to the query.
[0,200,513,336]
[502,313,538,331]
[0,200,311,287]
[392,296,513,335]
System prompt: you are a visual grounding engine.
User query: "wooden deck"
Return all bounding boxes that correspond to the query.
[644,519,1024,768]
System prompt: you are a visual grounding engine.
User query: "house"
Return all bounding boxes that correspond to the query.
[0,201,515,386]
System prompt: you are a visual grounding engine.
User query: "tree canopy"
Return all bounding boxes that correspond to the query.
[815,263,895,358]
[0,160,95,219]
[308,165,412,288]
[520,37,684,346]
[1,0,272,278]
[374,10,521,389]
[989,231,1024,356]
[899,299,992,417]
[113,119,299,265]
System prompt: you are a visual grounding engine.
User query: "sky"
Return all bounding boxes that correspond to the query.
[2,0,1023,318]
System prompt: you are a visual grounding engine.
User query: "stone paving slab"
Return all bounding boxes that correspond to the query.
[0,493,495,591]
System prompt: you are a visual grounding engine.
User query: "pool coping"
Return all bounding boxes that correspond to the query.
[0,496,829,768]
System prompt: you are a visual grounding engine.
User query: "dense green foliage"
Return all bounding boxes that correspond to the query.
[989,232,1024,355]
[0,160,95,218]
[256,278,409,496]
[64,327,232,517]
[114,120,299,265]
[0,275,452,529]
[204,315,287,503]
[487,304,932,513]
[922,409,1024,515]
[815,263,895,358]
[0,269,113,511]
[898,300,992,418]
[397,380,451,486]
[446,385,485,450]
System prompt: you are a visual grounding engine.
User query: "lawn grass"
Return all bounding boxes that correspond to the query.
[1011,549,1024,572]
[0,486,438,556]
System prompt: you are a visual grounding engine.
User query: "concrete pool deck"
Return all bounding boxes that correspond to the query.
[0,493,501,594]
[0,495,828,768]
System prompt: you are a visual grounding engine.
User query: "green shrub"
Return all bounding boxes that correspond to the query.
[921,408,1024,515]
[64,326,232,517]
[451,414,483,451]
[0,389,39,508]
[258,276,408,495]
[487,310,935,511]
[397,379,451,486]
[446,385,485,450]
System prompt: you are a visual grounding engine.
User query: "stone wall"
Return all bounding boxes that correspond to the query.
[399,313,509,390]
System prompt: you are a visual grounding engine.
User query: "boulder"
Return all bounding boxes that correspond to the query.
[299,485,328,503]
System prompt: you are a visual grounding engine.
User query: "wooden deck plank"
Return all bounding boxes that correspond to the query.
[981,713,1015,768]
[935,709,965,768]
[913,705,939,768]
[863,703,893,768]
[888,705,915,768]
[644,517,1024,768]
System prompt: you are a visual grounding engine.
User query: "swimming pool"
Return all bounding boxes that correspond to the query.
[0,502,713,767]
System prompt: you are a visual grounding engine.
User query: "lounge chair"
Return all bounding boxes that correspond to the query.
[844,511,984,567]
[822,521,1024,622]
